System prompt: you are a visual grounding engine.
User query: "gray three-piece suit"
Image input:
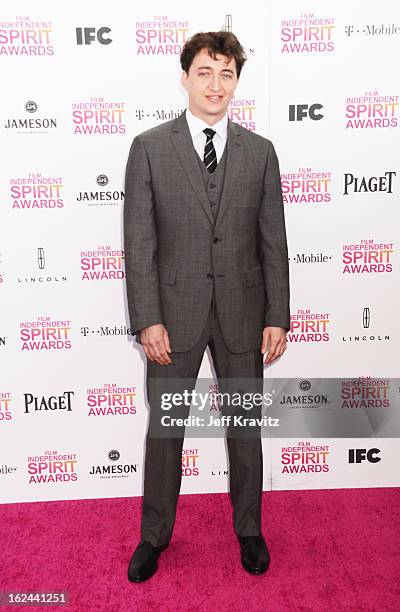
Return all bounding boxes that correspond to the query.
[123,109,290,547]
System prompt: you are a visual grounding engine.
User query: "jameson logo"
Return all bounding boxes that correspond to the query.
[89,450,138,478]
[4,101,57,131]
[76,174,124,206]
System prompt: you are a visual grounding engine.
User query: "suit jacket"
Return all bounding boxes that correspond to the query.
[123,109,290,354]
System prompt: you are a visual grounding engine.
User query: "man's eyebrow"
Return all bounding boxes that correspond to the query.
[196,66,234,73]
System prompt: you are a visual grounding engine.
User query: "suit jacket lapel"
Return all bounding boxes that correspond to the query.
[170,109,243,227]
[170,109,214,225]
[215,118,242,228]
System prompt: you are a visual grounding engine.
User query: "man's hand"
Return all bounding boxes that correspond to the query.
[140,324,172,365]
[261,326,287,365]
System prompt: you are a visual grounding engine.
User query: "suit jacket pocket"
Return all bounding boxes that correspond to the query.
[245,265,264,287]
[158,263,177,285]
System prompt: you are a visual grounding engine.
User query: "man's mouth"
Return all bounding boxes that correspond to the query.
[206,96,223,103]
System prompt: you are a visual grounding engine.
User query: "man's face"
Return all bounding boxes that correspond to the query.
[181,47,239,124]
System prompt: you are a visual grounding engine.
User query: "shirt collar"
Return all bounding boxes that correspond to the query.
[185,106,228,140]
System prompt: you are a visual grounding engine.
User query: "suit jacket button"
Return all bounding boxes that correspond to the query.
[207,273,214,279]
[213,237,220,243]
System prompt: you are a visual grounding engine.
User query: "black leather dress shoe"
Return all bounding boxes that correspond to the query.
[127,541,169,582]
[237,535,270,574]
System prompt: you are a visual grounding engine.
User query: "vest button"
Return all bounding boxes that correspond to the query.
[209,184,216,189]
[207,273,214,279]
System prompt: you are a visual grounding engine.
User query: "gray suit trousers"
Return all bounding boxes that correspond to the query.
[140,294,264,547]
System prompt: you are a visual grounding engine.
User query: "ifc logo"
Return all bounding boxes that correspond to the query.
[299,380,311,392]
[108,449,120,461]
[25,101,38,113]
[97,174,109,187]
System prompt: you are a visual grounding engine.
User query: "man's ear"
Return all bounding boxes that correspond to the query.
[181,70,188,90]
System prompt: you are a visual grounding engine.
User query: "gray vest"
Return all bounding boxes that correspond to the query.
[195,139,228,223]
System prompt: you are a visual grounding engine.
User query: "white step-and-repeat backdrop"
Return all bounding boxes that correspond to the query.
[1,1,399,503]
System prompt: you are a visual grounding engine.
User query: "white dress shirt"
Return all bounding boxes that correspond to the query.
[185,107,228,164]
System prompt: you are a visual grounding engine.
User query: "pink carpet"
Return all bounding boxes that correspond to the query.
[0,488,399,611]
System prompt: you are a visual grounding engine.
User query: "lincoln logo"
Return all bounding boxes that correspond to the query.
[363,307,370,329]
[224,14,232,32]
[37,248,45,270]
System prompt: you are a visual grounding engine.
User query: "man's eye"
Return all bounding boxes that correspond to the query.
[198,72,209,76]
[222,73,233,79]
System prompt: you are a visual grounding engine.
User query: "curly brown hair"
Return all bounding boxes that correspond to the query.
[180,31,247,78]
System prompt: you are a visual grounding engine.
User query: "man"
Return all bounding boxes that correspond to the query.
[124,31,290,582]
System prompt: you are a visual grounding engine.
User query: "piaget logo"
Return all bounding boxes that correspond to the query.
[4,101,58,132]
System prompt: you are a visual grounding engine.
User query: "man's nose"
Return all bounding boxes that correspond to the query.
[209,76,223,91]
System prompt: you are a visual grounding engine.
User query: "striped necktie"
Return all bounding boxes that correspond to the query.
[203,128,217,173]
